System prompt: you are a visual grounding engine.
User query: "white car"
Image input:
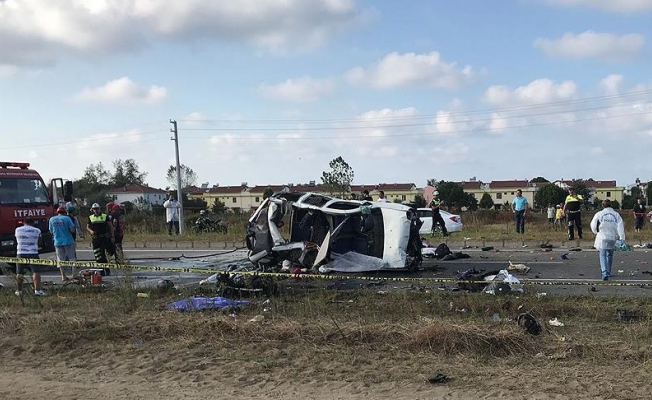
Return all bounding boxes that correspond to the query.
[246,192,423,272]
[417,208,463,235]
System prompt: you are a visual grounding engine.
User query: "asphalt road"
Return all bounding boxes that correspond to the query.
[2,246,652,296]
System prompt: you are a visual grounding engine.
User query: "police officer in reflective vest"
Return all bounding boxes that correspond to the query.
[86,202,115,275]
[563,188,583,240]
[429,190,448,236]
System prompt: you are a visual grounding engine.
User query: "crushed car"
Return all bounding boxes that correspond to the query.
[245,192,423,273]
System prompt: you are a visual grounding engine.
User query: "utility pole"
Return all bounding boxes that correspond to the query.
[170,119,184,234]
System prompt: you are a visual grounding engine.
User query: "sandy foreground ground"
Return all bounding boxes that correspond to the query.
[1,341,651,400]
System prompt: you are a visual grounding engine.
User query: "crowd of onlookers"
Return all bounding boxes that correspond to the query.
[13,201,125,297]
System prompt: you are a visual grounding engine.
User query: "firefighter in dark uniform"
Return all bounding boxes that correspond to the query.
[429,190,448,237]
[563,188,583,240]
[86,202,115,275]
[633,199,646,233]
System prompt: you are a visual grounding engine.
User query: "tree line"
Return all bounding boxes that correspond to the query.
[73,159,209,211]
[73,157,651,214]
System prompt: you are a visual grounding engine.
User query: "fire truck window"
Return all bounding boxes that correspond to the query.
[0,178,49,204]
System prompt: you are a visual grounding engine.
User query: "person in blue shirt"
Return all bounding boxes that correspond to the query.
[511,189,528,234]
[49,206,77,280]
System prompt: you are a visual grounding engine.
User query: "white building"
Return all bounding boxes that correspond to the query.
[106,184,168,210]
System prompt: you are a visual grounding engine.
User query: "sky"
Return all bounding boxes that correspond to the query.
[1,0,651,190]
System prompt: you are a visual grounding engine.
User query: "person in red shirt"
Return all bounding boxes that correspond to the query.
[109,204,126,264]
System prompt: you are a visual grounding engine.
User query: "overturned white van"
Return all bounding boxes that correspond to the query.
[245,192,423,273]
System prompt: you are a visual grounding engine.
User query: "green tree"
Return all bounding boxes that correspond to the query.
[182,192,207,210]
[81,162,111,186]
[133,196,151,211]
[166,164,198,191]
[622,186,642,209]
[72,162,112,206]
[611,200,621,209]
[426,178,438,186]
[534,184,567,208]
[467,193,478,211]
[211,199,227,215]
[263,187,274,200]
[436,181,477,210]
[413,194,426,208]
[321,156,354,198]
[530,176,549,183]
[569,179,590,203]
[479,192,494,209]
[111,159,147,187]
[591,196,602,210]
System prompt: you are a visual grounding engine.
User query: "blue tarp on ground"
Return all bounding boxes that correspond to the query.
[166,296,249,311]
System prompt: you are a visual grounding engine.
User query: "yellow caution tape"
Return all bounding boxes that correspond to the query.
[1,256,650,287]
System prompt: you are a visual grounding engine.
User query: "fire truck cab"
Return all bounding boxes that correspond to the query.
[0,162,72,258]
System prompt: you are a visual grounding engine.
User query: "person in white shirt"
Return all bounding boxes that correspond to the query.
[590,199,625,281]
[377,190,388,203]
[546,204,555,226]
[163,194,182,235]
[14,218,46,296]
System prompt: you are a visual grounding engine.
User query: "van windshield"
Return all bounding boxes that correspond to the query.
[0,178,50,205]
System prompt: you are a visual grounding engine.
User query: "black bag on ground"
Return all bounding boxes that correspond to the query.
[434,243,452,259]
[441,252,470,261]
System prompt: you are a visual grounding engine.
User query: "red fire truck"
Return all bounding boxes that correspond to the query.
[0,162,72,259]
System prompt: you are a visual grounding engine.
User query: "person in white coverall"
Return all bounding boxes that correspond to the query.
[590,199,625,281]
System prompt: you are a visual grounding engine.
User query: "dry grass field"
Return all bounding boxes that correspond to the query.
[2,280,652,399]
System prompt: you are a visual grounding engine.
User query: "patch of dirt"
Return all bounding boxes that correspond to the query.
[1,338,651,400]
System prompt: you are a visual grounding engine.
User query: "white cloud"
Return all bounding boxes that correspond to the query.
[76,129,144,161]
[184,111,205,122]
[431,111,479,135]
[355,107,418,135]
[589,100,652,135]
[259,76,335,103]
[0,0,367,68]
[75,77,167,104]
[479,79,585,134]
[332,107,421,157]
[534,31,645,60]
[478,75,652,137]
[543,0,652,13]
[488,113,510,133]
[423,143,470,165]
[346,51,476,90]
[600,74,625,95]
[483,79,577,107]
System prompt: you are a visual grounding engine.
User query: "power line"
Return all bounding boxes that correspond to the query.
[180,109,652,141]
[179,88,652,124]
[0,131,166,150]
[179,101,651,132]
